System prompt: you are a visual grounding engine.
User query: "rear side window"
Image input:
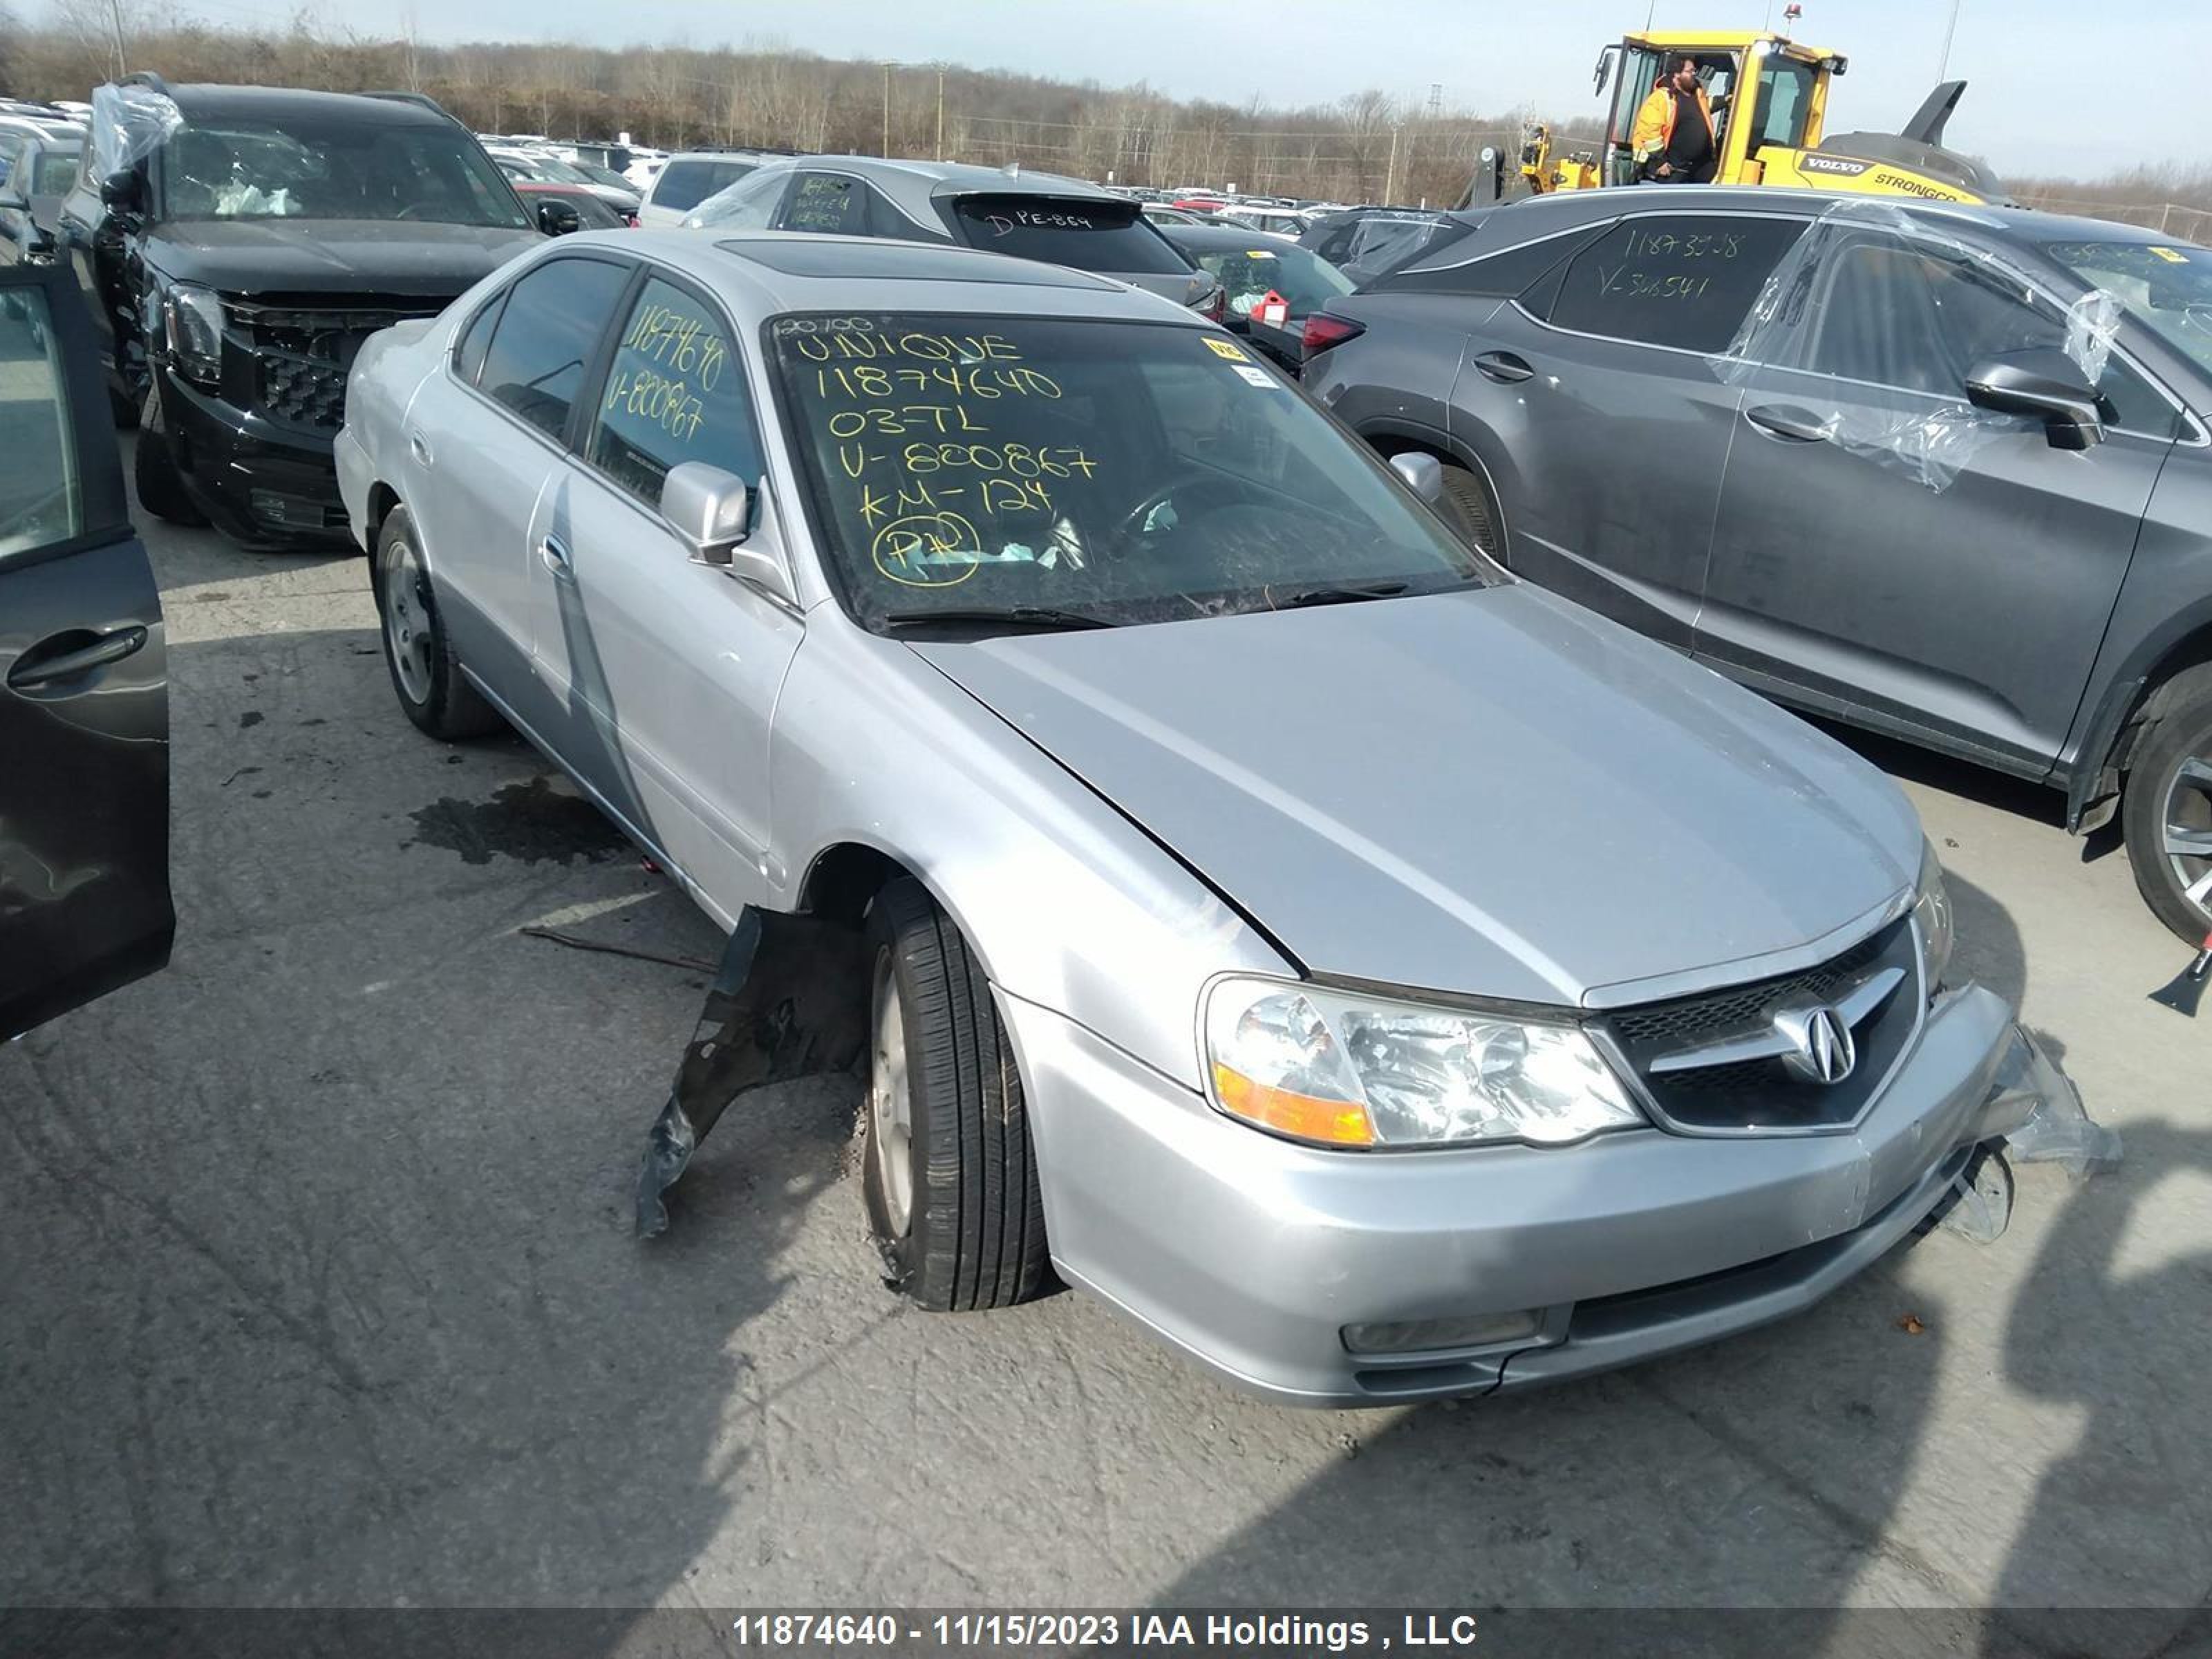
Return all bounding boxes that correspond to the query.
[693,167,787,229]
[950,195,1190,274]
[478,256,630,438]
[453,292,504,384]
[1377,223,1608,297]
[1541,214,1808,352]
[587,276,764,508]
[653,159,757,213]
[782,171,872,235]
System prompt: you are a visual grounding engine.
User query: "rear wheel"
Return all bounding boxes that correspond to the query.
[2124,675,2212,944]
[862,878,1051,1311]
[373,505,503,741]
[133,384,207,526]
[1434,458,1502,561]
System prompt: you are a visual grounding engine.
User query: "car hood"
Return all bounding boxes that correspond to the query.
[910,585,1922,1006]
[142,218,540,297]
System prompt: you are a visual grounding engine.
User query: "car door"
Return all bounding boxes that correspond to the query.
[1456,208,1810,648]
[404,252,632,740]
[527,265,801,923]
[1696,223,2180,774]
[0,260,172,1042]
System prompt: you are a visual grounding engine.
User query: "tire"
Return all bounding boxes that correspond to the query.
[861,877,1051,1311]
[371,505,503,741]
[133,384,207,526]
[1435,458,1503,561]
[2123,671,2212,944]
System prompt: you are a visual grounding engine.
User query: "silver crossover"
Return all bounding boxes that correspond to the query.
[338,230,2080,1406]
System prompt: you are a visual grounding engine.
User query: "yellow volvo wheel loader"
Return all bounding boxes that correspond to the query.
[1467,30,2006,207]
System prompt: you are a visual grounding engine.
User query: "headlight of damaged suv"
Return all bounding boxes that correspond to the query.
[162,283,225,386]
[1203,978,1644,1150]
[1914,838,1954,989]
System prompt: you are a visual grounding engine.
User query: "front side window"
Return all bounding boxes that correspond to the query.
[652,159,756,214]
[769,311,1491,629]
[34,149,81,197]
[0,285,82,556]
[949,196,1191,274]
[477,256,630,438]
[1785,230,2173,431]
[1541,214,1808,351]
[588,276,763,507]
[154,116,527,227]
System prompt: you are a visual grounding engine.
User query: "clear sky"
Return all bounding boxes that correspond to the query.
[91,0,2190,182]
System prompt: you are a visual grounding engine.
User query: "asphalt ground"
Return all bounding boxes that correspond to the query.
[4,453,2209,1654]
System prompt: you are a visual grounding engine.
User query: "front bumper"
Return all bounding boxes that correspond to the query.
[1003,982,2053,1407]
[158,368,353,549]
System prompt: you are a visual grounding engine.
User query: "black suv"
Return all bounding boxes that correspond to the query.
[59,76,545,549]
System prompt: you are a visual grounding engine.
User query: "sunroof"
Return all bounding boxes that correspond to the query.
[718,237,1118,288]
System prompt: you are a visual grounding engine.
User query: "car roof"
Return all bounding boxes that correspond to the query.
[738,153,1119,222]
[1445,185,2207,256]
[0,116,81,144]
[550,229,1210,325]
[160,83,458,127]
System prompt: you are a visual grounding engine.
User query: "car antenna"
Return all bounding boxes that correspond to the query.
[1002,160,1020,179]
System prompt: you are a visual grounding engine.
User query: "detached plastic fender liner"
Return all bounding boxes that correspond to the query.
[635,907,869,1239]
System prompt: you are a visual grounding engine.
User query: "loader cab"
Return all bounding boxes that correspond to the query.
[1596,32,1838,187]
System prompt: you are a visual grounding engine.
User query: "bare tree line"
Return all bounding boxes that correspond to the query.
[8,3,1549,205]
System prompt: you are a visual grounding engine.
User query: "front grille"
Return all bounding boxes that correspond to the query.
[1602,917,1921,1133]
[232,299,445,432]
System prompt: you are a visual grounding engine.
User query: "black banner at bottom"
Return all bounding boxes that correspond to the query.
[4,1606,2204,1659]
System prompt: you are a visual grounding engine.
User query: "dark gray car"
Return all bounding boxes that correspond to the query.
[1304,187,2212,942]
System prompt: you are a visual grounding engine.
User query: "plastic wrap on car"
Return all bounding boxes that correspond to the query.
[1708,198,2126,494]
[1990,1025,2123,1178]
[89,82,182,178]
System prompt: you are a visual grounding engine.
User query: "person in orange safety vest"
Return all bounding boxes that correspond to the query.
[1631,56,1720,183]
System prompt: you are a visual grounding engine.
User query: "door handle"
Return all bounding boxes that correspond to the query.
[1472,350,1535,384]
[7,624,149,691]
[1744,404,1831,443]
[409,431,433,467]
[538,534,572,579]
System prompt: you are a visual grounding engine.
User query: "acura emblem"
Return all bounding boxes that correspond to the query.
[1772,1000,1857,1085]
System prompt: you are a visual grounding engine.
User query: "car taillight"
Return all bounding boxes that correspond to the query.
[624,211,639,227]
[1199,285,1226,323]
[1302,313,1366,356]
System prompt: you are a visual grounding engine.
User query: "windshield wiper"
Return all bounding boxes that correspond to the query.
[1266,581,1411,610]
[879,606,1117,634]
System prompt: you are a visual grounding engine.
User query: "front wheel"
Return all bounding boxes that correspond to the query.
[861,878,1051,1311]
[2122,674,2212,943]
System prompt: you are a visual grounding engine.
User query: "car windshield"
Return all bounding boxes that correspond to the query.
[770,311,1492,630]
[2038,235,2212,375]
[157,116,527,227]
[1180,241,1353,318]
[950,196,1192,274]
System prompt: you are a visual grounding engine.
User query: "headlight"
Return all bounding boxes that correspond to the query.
[1914,838,1954,989]
[163,283,225,385]
[1202,977,1644,1150]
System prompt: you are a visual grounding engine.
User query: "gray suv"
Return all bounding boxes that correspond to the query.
[1306,189,2212,941]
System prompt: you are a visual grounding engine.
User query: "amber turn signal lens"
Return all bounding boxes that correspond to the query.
[1212,1063,1376,1147]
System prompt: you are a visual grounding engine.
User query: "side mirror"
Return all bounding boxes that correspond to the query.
[535,197,582,236]
[100,168,142,213]
[1390,451,1445,504]
[1965,348,2108,451]
[661,461,797,606]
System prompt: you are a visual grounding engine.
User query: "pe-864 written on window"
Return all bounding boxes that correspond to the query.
[590,277,763,507]
[1543,215,1808,353]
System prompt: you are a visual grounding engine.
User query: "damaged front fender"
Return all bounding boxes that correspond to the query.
[635,907,868,1238]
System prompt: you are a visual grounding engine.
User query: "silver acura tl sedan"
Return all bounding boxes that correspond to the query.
[337,229,2083,1407]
